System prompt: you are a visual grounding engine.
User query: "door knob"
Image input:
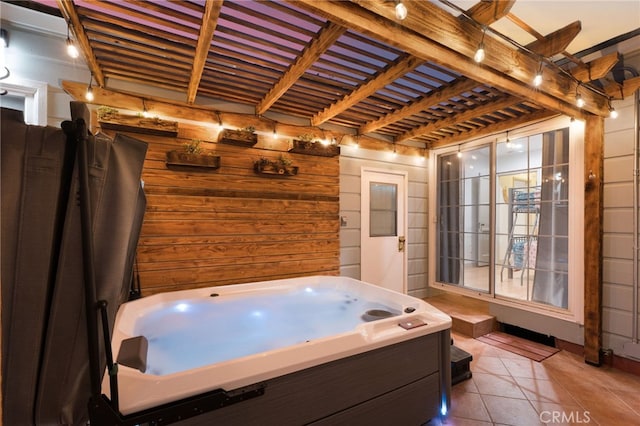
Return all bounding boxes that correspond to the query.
[398,236,406,252]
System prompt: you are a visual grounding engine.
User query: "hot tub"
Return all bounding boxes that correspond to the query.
[103,275,451,424]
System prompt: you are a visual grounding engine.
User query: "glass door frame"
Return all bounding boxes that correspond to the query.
[428,116,585,324]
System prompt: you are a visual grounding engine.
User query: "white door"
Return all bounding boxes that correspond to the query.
[361,168,407,293]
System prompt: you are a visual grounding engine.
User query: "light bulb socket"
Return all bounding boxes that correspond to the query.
[395,1,408,20]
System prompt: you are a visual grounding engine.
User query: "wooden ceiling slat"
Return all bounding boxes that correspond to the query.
[359,78,480,134]
[430,109,559,147]
[82,19,195,56]
[93,47,191,73]
[84,0,200,37]
[88,34,193,65]
[397,96,522,143]
[79,7,197,47]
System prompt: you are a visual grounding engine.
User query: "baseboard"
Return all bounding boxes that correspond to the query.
[555,338,640,376]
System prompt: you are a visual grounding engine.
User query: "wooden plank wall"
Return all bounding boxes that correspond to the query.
[100,122,340,296]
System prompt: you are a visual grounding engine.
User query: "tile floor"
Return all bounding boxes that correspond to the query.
[428,332,640,425]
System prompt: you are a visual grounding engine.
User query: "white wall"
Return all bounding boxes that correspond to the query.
[602,52,640,359]
[339,146,429,298]
[1,2,88,126]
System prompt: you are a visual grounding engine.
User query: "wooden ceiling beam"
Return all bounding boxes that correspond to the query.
[428,109,559,148]
[396,95,522,143]
[571,52,621,83]
[187,0,223,103]
[525,21,582,58]
[295,0,597,120]
[604,75,640,99]
[506,12,584,66]
[465,0,516,25]
[56,0,105,86]
[358,78,480,134]
[256,22,346,115]
[60,80,424,155]
[311,55,422,125]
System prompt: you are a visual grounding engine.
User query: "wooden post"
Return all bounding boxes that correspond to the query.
[583,114,604,365]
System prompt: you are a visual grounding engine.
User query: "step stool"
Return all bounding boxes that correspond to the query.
[451,344,472,385]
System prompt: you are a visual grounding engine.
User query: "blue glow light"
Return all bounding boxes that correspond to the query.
[440,401,448,416]
[174,303,190,313]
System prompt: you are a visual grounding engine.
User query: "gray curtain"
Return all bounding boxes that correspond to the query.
[437,154,461,284]
[532,128,569,308]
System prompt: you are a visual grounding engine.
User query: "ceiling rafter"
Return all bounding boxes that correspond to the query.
[57,0,104,86]
[187,0,223,103]
[465,0,516,25]
[571,52,621,83]
[311,54,423,126]
[294,0,592,128]
[505,12,584,66]
[525,21,582,58]
[256,22,346,115]
[346,0,608,117]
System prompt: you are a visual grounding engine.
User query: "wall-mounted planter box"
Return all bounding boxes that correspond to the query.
[254,162,298,177]
[218,129,258,147]
[289,140,340,157]
[166,151,220,171]
[99,114,178,137]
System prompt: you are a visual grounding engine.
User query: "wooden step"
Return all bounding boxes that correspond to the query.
[424,293,496,338]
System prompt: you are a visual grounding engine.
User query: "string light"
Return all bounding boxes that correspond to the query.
[533,61,544,87]
[66,23,79,59]
[142,99,151,118]
[575,84,585,108]
[85,74,94,101]
[395,0,408,20]
[474,27,486,63]
[608,98,618,119]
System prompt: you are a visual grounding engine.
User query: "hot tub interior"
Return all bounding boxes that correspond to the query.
[99,276,452,425]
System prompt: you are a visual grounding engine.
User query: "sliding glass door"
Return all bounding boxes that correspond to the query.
[432,120,578,314]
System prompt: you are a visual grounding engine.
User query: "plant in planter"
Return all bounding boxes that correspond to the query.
[97,105,119,121]
[166,139,220,171]
[218,125,258,147]
[290,133,340,157]
[254,154,298,176]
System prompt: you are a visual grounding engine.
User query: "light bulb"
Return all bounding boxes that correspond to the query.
[395,1,407,20]
[457,151,462,158]
[533,72,543,87]
[474,44,485,63]
[66,38,79,58]
[576,93,585,108]
[609,107,618,119]
[85,86,94,101]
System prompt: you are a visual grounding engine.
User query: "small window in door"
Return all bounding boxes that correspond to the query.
[369,182,397,237]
